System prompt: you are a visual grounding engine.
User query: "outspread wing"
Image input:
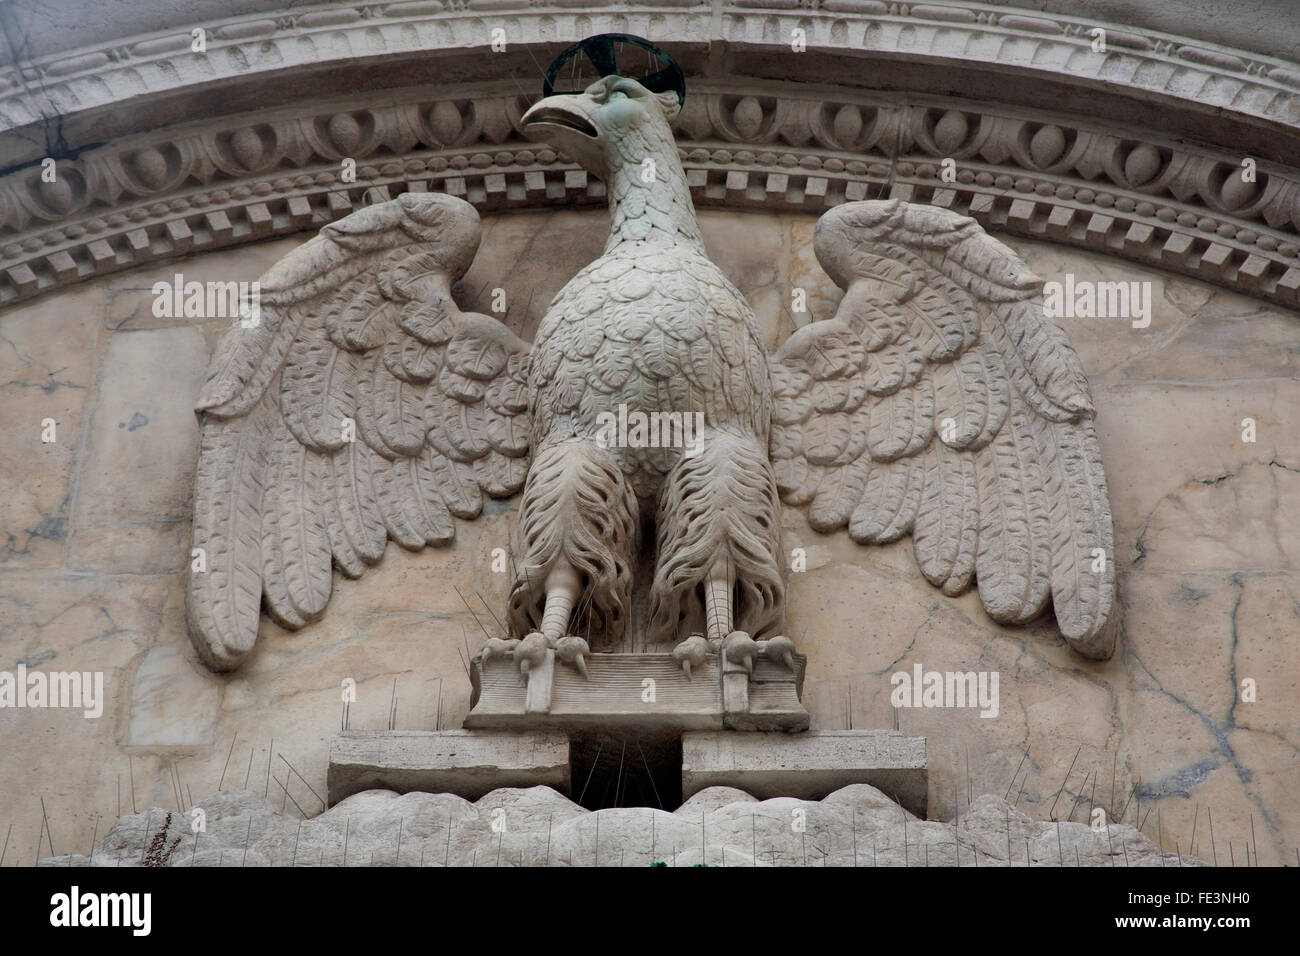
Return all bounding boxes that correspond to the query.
[188,193,531,670]
[769,200,1116,658]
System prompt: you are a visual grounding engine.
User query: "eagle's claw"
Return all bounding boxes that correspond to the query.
[481,637,520,665]
[516,632,549,678]
[555,635,590,679]
[759,635,797,670]
[723,631,758,676]
[672,634,710,680]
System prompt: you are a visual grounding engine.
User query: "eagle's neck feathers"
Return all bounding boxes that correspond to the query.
[604,119,703,254]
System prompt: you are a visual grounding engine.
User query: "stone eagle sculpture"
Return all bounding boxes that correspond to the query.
[187,74,1116,676]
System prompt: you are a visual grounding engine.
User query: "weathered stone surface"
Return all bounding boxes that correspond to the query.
[1118,295,1300,383]
[1120,569,1300,865]
[0,283,103,568]
[72,326,210,528]
[66,521,191,575]
[682,730,928,816]
[328,730,570,804]
[41,783,1202,867]
[0,572,174,864]
[1005,239,1201,379]
[1135,463,1300,571]
[457,210,606,343]
[128,646,220,747]
[701,212,788,351]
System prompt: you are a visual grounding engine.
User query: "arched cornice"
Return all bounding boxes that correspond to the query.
[2,1,1298,308]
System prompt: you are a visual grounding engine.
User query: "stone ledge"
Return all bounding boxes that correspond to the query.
[326,729,570,805]
[681,730,928,817]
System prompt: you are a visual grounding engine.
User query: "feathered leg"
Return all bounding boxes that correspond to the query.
[649,427,791,678]
[505,437,639,676]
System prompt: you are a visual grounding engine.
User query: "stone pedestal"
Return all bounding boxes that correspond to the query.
[464,650,810,733]
[327,729,570,805]
[681,730,928,817]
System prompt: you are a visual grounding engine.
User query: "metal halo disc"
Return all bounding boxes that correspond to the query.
[542,34,685,106]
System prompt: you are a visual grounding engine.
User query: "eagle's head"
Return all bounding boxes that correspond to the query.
[520,75,682,179]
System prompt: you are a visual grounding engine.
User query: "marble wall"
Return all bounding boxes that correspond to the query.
[2,206,1296,864]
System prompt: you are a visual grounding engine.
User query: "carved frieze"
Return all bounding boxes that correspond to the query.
[3,2,1298,307]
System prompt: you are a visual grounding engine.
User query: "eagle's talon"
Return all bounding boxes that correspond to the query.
[672,634,710,680]
[481,637,520,665]
[516,632,549,678]
[555,635,590,679]
[723,631,758,676]
[760,635,797,670]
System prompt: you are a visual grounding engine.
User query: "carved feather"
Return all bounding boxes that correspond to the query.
[270,434,333,621]
[507,439,639,646]
[354,348,426,457]
[913,441,978,595]
[849,454,924,544]
[281,322,358,451]
[331,437,387,566]
[974,400,1053,624]
[647,429,784,646]
[260,432,307,629]
[930,347,990,450]
[866,377,934,462]
[187,398,273,671]
[1034,414,1116,656]
[197,304,300,418]
[808,454,872,533]
[372,451,428,551]
[421,448,482,520]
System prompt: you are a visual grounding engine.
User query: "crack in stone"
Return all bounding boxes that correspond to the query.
[1125,602,1282,844]
[1127,460,1299,570]
[870,600,938,677]
[1193,472,1234,486]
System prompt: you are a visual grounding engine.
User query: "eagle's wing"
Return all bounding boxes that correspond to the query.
[769,200,1115,658]
[188,193,531,670]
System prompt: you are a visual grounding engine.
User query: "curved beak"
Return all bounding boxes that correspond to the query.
[521,94,600,140]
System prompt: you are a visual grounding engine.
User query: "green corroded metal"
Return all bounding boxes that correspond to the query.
[543,33,686,106]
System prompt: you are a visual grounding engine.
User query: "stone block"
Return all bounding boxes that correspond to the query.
[681,730,928,816]
[73,326,209,527]
[327,730,571,804]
